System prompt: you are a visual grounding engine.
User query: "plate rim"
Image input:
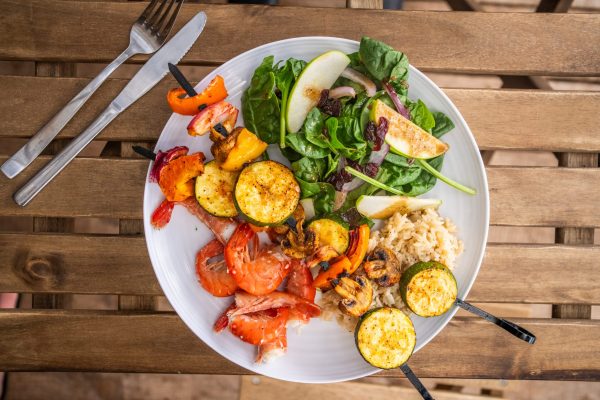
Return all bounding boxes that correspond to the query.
[142,36,490,383]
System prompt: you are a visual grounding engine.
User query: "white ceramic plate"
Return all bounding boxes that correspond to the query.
[143,37,489,383]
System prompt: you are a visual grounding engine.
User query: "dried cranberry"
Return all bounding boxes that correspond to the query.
[363,163,379,178]
[374,117,388,151]
[327,167,353,191]
[317,89,341,117]
[365,121,377,145]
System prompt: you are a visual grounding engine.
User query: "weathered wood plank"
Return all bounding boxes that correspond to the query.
[3,77,599,152]
[552,152,597,320]
[240,376,501,400]
[1,233,597,304]
[2,160,599,226]
[1,1,599,75]
[0,310,597,380]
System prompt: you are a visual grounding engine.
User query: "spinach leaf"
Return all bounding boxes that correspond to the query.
[291,157,326,183]
[275,58,307,147]
[286,132,329,159]
[242,56,280,144]
[303,108,329,149]
[378,160,422,187]
[324,153,340,179]
[359,37,409,84]
[408,99,436,132]
[341,92,370,119]
[327,117,368,161]
[296,178,336,216]
[399,155,444,196]
[431,111,455,138]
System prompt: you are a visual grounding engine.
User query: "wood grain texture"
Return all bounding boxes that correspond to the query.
[3,77,599,152]
[1,233,598,304]
[1,1,599,75]
[0,310,597,380]
[240,376,501,400]
[2,160,600,226]
[552,152,597,320]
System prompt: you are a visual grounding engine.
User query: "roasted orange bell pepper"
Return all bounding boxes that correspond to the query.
[220,128,268,171]
[313,255,352,290]
[158,152,205,201]
[167,75,228,115]
[346,224,370,274]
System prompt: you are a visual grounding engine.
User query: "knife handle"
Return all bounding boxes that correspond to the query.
[1,49,134,180]
[13,104,121,207]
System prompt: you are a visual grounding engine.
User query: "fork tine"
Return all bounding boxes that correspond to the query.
[146,0,169,28]
[152,0,176,34]
[137,0,160,24]
[157,0,184,40]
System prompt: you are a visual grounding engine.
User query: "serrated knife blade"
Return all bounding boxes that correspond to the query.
[13,12,207,207]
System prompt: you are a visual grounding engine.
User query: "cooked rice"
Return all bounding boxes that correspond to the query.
[318,208,463,331]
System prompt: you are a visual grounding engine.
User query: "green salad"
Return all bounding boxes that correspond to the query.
[242,37,475,224]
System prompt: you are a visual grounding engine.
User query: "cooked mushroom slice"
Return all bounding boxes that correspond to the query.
[279,204,318,259]
[363,246,401,287]
[210,126,242,163]
[332,275,373,318]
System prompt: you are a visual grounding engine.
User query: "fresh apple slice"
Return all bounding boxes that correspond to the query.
[356,195,441,219]
[370,100,448,159]
[286,50,350,133]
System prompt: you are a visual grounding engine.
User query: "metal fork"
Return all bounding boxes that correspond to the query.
[0,0,184,179]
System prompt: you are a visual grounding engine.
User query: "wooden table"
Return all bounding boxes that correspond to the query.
[0,0,599,386]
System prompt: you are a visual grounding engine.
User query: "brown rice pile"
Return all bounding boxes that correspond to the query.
[318,208,463,331]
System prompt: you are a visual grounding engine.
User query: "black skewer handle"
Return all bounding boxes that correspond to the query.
[400,364,435,400]
[456,298,536,344]
[168,63,198,97]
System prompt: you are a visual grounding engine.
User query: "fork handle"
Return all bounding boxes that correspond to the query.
[13,103,121,206]
[0,48,134,179]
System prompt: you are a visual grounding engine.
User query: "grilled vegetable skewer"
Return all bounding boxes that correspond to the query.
[400,261,536,344]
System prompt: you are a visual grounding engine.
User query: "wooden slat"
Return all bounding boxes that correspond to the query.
[239,376,502,400]
[2,160,600,226]
[552,152,597,320]
[0,310,597,380]
[1,1,599,76]
[1,233,598,304]
[2,76,600,152]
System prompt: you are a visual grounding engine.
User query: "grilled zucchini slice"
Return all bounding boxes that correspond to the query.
[307,218,349,254]
[195,160,239,217]
[400,261,458,317]
[355,307,416,369]
[234,160,300,226]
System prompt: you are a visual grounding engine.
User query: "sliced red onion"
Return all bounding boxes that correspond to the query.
[368,142,390,166]
[149,146,188,182]
[341,177,363,192]
[341,68,376,97]
[329,86,356,99]
[383,80,410,120]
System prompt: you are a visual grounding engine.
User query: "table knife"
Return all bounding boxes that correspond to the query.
[13,12,207,207]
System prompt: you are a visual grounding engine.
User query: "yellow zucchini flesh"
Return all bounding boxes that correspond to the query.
[355,307,416,369]
[234,160,300,226]
[195,160,239,217]
[400,261,458,317]
[307,218,349,254]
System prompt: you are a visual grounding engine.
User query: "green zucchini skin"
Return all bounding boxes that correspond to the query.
[195,160,239,218]
[399,261,458,317]
[355,307,416,369]
[233,160,300,227]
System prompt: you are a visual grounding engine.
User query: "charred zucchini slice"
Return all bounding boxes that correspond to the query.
[355,307,416,369]
[234,160,300,226]
[400,261,458,317]
[307,219,349,254]
[195,160,238,217]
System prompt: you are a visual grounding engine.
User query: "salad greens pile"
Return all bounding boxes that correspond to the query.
[242,37,459,221]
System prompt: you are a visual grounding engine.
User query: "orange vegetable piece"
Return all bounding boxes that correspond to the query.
[220,128,268,171]
[346,224,370,275]
[158,152,205,201]
[312,255,352,290]
[167,75,228,115]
